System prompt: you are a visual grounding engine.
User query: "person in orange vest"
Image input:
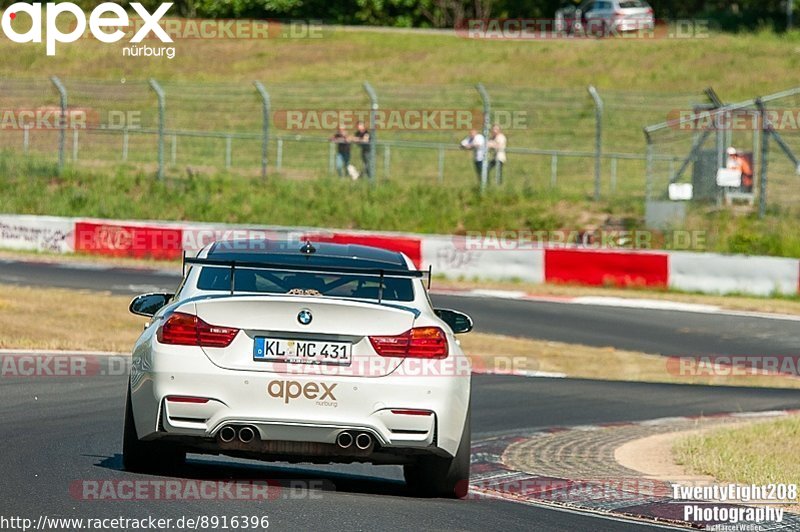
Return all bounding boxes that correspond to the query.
[726,147,754,193]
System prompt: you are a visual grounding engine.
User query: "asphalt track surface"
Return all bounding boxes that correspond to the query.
[2,258,799,357]
[3,258,800,531]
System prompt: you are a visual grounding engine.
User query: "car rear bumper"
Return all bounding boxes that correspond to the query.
[130,343,471,459]
[613,18,655,32]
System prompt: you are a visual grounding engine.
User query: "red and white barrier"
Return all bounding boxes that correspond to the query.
[669,252,800,296]
[1,214,798,297]
[422,236,545,283]
[544,248,669,288]
[74,219,184,260]
[0,214,75,253]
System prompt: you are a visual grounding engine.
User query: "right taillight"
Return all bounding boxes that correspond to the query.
[369,327,448,359]
[157,312,239,348]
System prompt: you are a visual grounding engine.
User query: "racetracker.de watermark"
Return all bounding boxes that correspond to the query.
[455,18,709,40]
[667,356,800,378]
[457,230,707,251]
[65,17,325,41]
[272,109,529,131]
[470,477,671,500]
[0,353,129,377]
[241,355,526,378]
[0,108,144,130]
[70,479,329,501]
[668,108,800,131]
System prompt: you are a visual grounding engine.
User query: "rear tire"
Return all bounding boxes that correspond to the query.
[404,408,471,498]
[123,383,185,473]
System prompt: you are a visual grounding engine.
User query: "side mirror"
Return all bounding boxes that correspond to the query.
[434,308,474,334]
[129,293,173,317]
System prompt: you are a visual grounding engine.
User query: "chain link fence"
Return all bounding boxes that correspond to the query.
[644,87,800,220]
[1,77,707,197]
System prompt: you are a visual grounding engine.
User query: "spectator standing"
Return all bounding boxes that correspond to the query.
[460,128,486,182]
[487,124,507,183]
[329,126,351,177]
[354,121,372,179]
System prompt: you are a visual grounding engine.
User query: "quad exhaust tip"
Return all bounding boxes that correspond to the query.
[336,431,373,450]
[336,431,354,449]
[355,432,372,450]
[219,426,236,443]
[238,426,256,443]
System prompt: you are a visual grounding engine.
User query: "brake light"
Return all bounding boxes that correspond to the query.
[166,395,210,404]
[391,409,433,416]
[157,312,239,348]
[369,327,448,359]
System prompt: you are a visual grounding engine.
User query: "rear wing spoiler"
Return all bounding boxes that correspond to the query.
[182,255,432,303]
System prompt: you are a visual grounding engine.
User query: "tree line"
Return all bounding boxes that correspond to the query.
[3,1,795,31]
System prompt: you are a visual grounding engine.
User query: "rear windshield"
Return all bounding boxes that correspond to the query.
[196,267,415,302]
[619,0,648,8]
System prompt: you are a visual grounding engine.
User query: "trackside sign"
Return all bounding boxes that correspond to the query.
[1,2,173,55]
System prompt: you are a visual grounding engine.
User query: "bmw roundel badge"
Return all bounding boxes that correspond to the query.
[297,309,313,325]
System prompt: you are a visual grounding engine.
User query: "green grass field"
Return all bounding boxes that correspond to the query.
[2,23,800,256]
[674,416,800,506]
[4,26,799,94]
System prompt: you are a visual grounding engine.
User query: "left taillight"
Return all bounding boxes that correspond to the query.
[157,312,239,348]
[369,327,448,359]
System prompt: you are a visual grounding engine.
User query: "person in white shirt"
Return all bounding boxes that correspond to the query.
[460,129,486,182]
[488,124,507,183]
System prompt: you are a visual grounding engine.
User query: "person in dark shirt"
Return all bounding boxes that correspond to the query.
[329,126,351,177]
[354,121,371,178]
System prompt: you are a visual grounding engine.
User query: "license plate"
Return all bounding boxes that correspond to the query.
[253,338,352,366]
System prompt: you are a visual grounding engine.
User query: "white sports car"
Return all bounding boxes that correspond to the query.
[123,239,473,498]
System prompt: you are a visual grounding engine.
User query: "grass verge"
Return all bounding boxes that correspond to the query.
[673,417,800,506]
[2,283,800,388]
[2,161,800,258]
[0,164,610,234]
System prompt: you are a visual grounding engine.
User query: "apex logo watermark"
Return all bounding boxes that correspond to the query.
[1,2,173,57]
[267,380,338,405]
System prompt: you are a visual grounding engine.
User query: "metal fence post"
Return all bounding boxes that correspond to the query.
[756,99,769,219]
[644,131,654,200]
[476,83,491,192]
[438,146,445,183]
[148,79,166,180]
[276,138,283,171]
[588,85,603,201]
[72,128,79,161]
[50,76,67,173]
[363,82,378,182]
[551,153,558,187]
[254,81,270,179]
[610,157,617,193]
[383,144,390,179]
